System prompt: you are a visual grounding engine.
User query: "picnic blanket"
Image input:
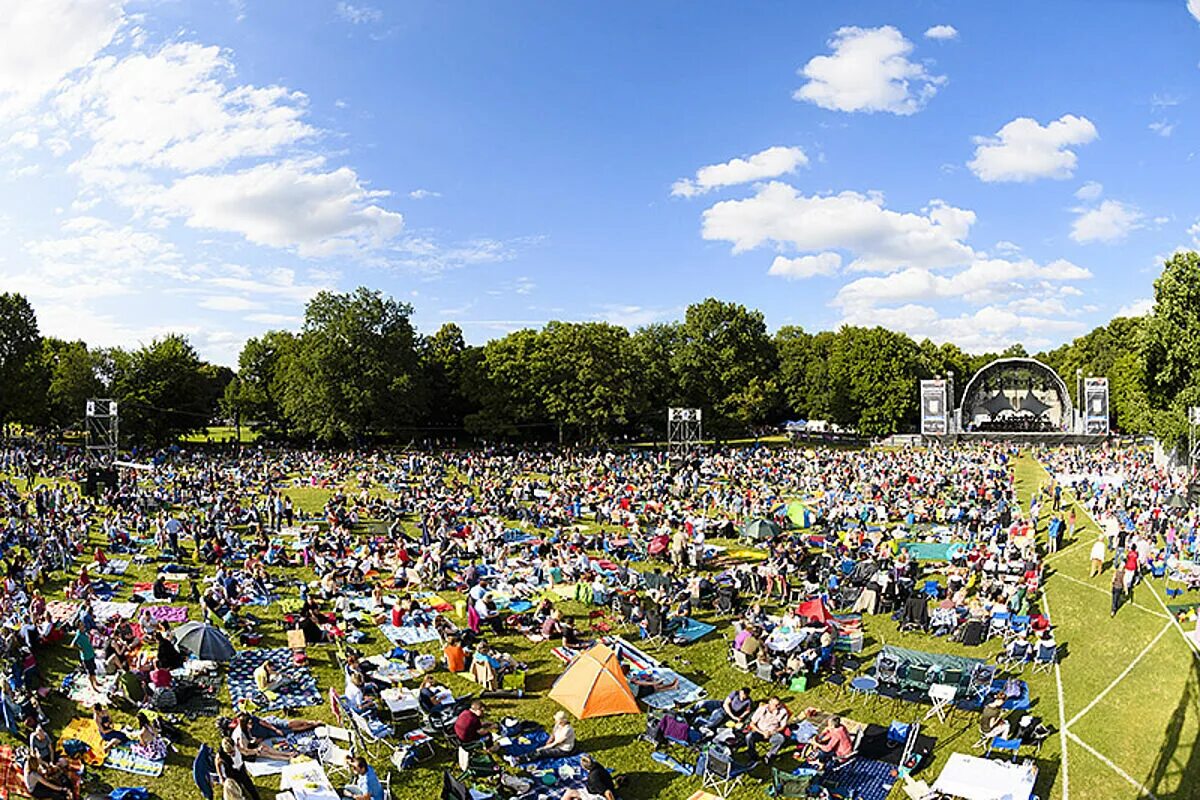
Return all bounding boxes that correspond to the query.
[670,617,716,644]
[606,637,706,709]
[46,600,81,627]
[142,605,188,623]
[0,746,31,799]
[378,624,440,646]
[63,671,117,708]
[411,592,453,613]
[898,541,966,562]
[228,648,320,710]
[98,559,130,575]
[105,743,165,777]
[59,717,107,765]
[818,758,896,800]
[92,601,140,624]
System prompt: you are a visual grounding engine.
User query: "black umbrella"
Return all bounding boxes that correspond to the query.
[174,622,235,661]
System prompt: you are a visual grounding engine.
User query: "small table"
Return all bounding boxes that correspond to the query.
[925,683,957,723]
[849,675,879,704]
[279,760,339,800]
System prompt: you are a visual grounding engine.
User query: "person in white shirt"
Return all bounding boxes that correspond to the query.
[1089,536,1107,578]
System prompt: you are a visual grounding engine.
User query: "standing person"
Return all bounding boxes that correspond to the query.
[1111,563,1125,617]
[71,620,99,691]
[1090,536,1106,578]
[1123,546,1139,599]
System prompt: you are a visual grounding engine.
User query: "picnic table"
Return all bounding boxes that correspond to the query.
[280,759,340,800]
[931,752,1036,800]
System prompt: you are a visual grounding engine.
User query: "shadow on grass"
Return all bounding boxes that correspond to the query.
[1143,646,1200,799]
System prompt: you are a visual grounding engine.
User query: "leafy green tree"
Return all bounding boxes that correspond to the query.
[231,330,296,437]
[113,335,211,445]
[1143,251,1200,409]
[41,338,102,430]
[464,329,546,438]
[422,323,478,433]
[281,288,426,442]
[0,293,45,433]
[628,323,682,434]
[827,326,927,436]
[672,298,779,434]
[535,322,642,441]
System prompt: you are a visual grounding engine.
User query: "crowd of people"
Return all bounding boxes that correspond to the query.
[0,436,1194,799]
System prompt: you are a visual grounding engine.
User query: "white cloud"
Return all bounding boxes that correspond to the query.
[55,42,315,179]
[1070,199,1143,244]
[592,305,678,329]
[923,25,959,41]
[1115,298,1153,318]
[1190,0,1200,23]
[1149,120,1176,137]
[700,181,975,272]
[968,114,1098,182]
[336,3,382,24]
[0,0,126,120]
[145,158,404,257]
[834,257,1091,309]
[768,252,842,279]
[794,26,945,115]
[672,146,808,198]
[245,312,301,326]
[1074,181,1103,201]
[408,188,441,200]
[840,303,1084,352]
[198,295,265,312]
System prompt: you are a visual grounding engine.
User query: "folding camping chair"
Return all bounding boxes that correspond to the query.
[731,648,752,673]
[1031,643,1057,674]
[456,745,499,780]
[1003,615,1031,644]
[999,639,1032,672]
[770,766,816,798]
[967,663,997,705]
[986,611,1011,640]
[698,742,751,798]
[349,707,395,759]
[985,736,1023,761]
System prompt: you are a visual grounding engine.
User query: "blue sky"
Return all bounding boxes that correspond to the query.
[2,0,1199,363]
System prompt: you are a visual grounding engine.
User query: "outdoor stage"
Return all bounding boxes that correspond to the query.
[931,431,1109,446]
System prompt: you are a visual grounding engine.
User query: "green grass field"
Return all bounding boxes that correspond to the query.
[11,451,1200,800]
[179,426,261,444]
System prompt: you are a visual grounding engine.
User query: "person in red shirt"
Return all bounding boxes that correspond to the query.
[453,700,494,747]
[1123,547,1139,596]
[812,716,853,766]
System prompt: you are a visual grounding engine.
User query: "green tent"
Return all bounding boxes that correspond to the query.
[786,501,812,529]
[741,518,782,542]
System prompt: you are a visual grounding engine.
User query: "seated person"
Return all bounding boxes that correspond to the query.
[744,696,791,763]
[979,694,1010,741]
[453,700,494,747]
[93,705,129,745]
[23,754,71,800]
[522,710,576,762]
[562,754,618,800]
[232,714,292,761]
[253,661,291,701]
[443,636,468,673]
[342,757,384,800]
[808,715,853,766]
[695,687,753,732]
[417,675,453,715]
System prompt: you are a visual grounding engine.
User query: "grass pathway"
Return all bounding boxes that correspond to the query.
[1014,453,1200,800]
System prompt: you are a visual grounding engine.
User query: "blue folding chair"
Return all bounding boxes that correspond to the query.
[986,736,1023,761]
[923,580,940,599]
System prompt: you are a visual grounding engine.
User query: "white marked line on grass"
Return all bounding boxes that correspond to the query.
[1042,588,1069,800]
[1066,621,1171,729]
[1067,731,1160,799]
[1145,580,1200,661]
[1051,571,1170,620]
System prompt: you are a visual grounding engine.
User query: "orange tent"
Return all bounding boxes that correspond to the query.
[548,643,640,719]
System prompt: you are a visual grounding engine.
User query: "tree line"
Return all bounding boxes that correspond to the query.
[2,252,1199,447]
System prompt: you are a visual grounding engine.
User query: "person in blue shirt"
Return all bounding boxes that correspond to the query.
[344,757,384,800]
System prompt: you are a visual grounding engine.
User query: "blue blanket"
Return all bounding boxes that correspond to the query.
[228,648,320,710]
[671,617,716,644]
